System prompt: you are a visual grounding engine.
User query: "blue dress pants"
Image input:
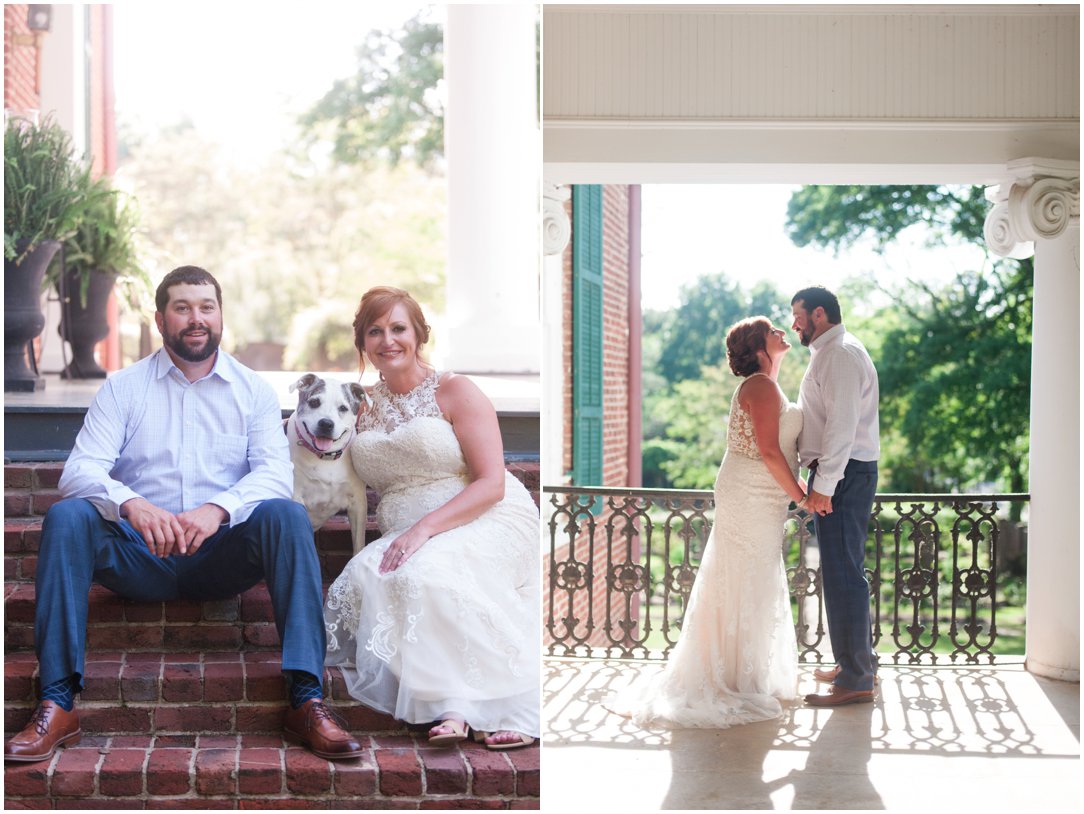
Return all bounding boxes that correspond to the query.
[809,460,879,692]
[35,498,325,692]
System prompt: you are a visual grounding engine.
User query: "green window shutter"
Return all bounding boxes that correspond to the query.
[572,184,603,491]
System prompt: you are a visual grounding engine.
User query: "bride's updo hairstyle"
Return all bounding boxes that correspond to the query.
[353,286,432,375]
[726,316,772,377]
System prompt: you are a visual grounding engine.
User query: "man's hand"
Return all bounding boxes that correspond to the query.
[805,489,834,516]
[176,504,229,556]
[122,498,185,558]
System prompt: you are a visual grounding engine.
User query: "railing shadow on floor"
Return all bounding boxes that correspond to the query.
[546,658,1066,759]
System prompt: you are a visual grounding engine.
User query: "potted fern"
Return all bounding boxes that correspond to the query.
[4,115,94,391]
[54,182,151,378]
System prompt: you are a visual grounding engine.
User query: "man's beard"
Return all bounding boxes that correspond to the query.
[164,325,221,363]
[799,325,814,347]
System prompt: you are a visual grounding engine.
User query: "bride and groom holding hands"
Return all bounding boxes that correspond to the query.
[613,285,880,727]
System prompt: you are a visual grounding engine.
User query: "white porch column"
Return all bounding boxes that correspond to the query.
[542,181,571,486]
[443,4,539,373]
[985,158,1080,682]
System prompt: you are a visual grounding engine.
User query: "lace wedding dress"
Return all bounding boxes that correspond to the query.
[323,372,540,736]
[612,375,802,728]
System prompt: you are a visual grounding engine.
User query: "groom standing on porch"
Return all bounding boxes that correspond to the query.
[790,286,881,706]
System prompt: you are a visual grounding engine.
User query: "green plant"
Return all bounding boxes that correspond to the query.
[4,115,94,264]
[58,180,152,310]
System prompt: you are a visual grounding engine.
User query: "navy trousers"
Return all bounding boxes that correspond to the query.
[35,497,325,692]
[810,459,879,692]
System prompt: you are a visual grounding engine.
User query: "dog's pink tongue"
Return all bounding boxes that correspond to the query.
[313,436,335,452]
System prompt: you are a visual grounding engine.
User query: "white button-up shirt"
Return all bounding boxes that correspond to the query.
[797,323,880,496]
[59,349,293,526]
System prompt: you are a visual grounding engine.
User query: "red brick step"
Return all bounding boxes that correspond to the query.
[4,652,398,736]
[3,733,540,808]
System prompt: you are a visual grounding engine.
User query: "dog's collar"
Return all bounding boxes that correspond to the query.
[295,435,347,461]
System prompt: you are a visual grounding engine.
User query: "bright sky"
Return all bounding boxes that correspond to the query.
[112,2,437,166]
[641,185,989,313]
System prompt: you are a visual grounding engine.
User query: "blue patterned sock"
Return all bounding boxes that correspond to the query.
[287,671,323,709]
[41,675,76,712]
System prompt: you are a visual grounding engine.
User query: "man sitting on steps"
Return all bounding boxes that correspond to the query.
[4,265,361,763]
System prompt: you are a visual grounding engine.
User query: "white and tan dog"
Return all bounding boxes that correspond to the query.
[286,374,368,555]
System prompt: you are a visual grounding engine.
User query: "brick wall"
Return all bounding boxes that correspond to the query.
[601,184,630,486]
[4,5,40,113]
[547,184,634,651]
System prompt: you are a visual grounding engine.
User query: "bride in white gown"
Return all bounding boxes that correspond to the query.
[323,287,539,750]
[611,316,806,728]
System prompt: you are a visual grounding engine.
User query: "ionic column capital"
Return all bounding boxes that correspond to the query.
[984,158,1079,258]
[543,181,572,256]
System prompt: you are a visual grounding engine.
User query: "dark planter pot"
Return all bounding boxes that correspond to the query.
[58,267,116,379]
[4,240,60,392]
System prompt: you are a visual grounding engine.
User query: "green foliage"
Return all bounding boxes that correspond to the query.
[59,181,152,310]
[118,123,446,366]
[786,185,989,253]
[300,12,443,170]
[4,115,95,264]
[876,261,1031,496]
[784,184,1031,497]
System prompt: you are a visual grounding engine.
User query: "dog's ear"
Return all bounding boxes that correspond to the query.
[290,373,319,395]
[344,382,367,415]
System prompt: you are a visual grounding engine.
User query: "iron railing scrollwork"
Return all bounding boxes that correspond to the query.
[545,486,1028,666]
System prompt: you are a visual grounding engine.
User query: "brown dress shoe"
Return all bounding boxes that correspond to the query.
[283,699,363,760]
[813,665,841,683]
[804,685,876,707]
[813,665,879,686]
[4,701,82,762]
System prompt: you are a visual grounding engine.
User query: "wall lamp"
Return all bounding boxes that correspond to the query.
[12,5,52,46]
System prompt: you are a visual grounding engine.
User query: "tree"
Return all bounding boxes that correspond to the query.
[876,262,1031,496]
[300,12,443,171]
[785,184,1031,496]
[117,123,446,368]
[786,185,988,254]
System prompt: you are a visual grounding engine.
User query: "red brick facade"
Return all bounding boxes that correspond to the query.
[4,5,41,113]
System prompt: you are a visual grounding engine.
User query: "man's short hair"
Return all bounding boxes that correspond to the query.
[155,266,223,313]
[791,286,842,324]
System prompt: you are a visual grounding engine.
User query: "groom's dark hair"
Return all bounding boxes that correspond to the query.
[791,286,842,323]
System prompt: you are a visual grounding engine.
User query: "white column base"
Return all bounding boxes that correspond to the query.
[1025,659,1080,683]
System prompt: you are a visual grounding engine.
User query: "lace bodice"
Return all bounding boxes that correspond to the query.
[358,371,443,434]
[727,375,802,466]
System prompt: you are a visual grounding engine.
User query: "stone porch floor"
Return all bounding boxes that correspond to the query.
[542,657,1080,811]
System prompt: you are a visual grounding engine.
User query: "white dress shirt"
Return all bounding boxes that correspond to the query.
[797,323,880,496]
[59,349,293,526]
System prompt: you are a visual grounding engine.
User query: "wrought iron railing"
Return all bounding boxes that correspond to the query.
[544,486,1029,665]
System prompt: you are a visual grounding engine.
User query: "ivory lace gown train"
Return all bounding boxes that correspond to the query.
[613,377,802,728]
[323,372,540,736]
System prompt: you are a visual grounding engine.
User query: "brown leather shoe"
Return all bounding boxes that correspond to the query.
[813,665,841,683]
[283,699,363,760]
[4,701,82,762]
[804,685,876,707]
[813,665,879,686]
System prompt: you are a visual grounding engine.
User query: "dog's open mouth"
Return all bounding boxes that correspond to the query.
[302,425,351,454]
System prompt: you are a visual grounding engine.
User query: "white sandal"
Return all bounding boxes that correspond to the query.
[428,718,469,745]
[474,730,535,751]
